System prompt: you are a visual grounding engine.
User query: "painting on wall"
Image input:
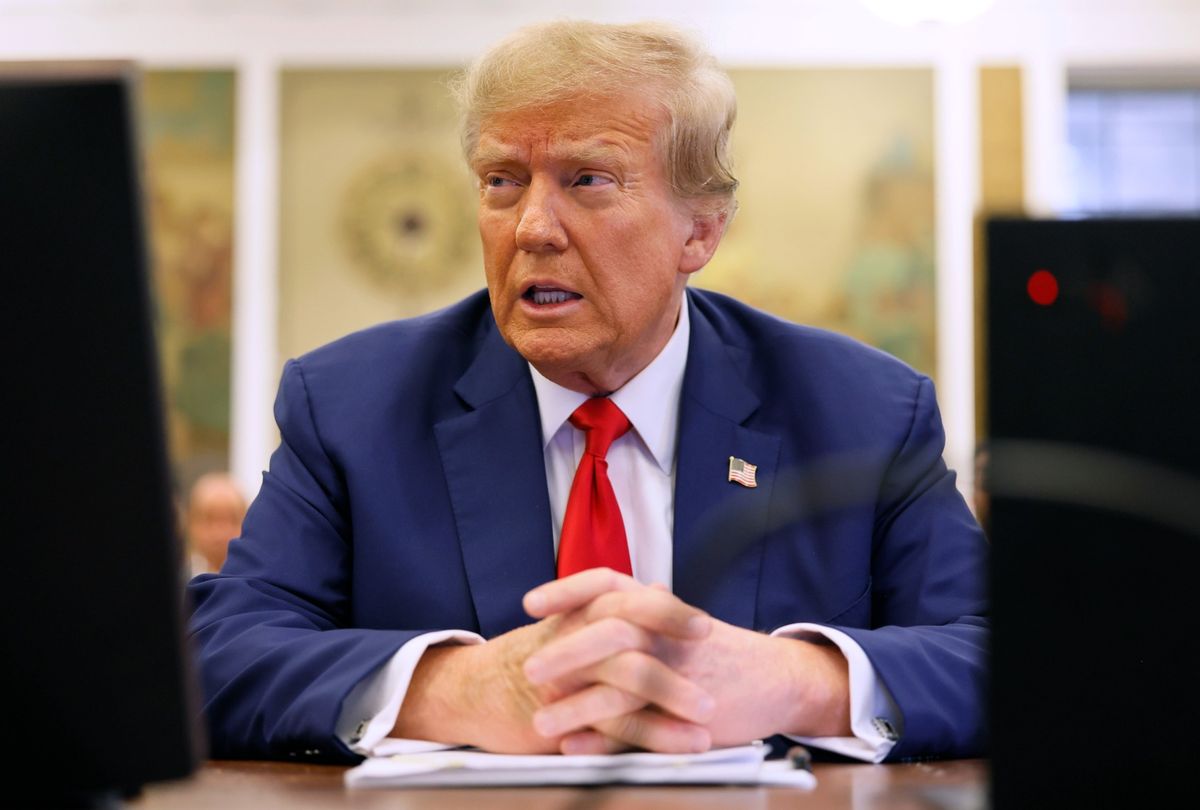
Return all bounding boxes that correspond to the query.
[278,69,481,364]
[138,69,236,498]
[704,69,937,379]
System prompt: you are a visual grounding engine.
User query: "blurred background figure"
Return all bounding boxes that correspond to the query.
[185,472,246,575]
[972,441,990,538]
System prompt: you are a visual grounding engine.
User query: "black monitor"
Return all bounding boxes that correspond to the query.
[0,64,202,803]
[985,216,1200,808]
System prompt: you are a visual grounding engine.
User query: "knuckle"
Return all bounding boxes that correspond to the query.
[612,711,646,744]
[584,616,626,654]
[587,684,620,715]
[594,615,624,636]
[636,662,664,696]
[602,685,643,717]
[593,590,624,617]
[583,595,609,624]
[611,618,646,651]
[613,650,660,693]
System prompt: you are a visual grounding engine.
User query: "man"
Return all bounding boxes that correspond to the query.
[184,471,247,575]
[189,21,986,764]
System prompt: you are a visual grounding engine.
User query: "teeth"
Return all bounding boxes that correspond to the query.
[532,289,571,305]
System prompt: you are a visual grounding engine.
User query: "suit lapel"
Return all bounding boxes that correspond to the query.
[673,294,781,631]
[434,322,556,638]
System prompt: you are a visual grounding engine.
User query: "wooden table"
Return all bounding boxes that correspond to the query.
[131,758,988,809]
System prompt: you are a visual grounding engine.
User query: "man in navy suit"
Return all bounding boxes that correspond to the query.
[189,20,986,763]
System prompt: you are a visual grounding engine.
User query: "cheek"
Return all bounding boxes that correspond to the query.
[617,221,687,293]
[479,219,513,286]
[587,210,678,274]
[478,210,514,256]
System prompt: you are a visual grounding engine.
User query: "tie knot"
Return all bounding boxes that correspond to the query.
[569,397,631,459]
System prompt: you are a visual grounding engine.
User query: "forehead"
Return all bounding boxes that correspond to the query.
[472,93,668,167]
[190,481,243,512]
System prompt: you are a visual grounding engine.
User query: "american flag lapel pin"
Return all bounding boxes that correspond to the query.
[728,456,758,488]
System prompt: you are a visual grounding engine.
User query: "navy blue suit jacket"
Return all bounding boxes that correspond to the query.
[188,288,988,762]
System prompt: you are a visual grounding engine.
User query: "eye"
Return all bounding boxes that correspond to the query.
[574,174,613,188]
[484,174,519,188]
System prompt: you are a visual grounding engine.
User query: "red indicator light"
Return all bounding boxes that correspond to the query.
[1027,269,1059,306]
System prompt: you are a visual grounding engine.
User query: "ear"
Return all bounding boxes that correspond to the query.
[678,210,729,275]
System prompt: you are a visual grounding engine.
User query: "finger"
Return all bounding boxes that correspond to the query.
[583,588,711,640]
[523,568,639,618]
[531,683,646,738]
[525,617,653,684]
[560,731,629,756]
[592,651,716,724]
[536,650,716,730]
[592,709,712,754]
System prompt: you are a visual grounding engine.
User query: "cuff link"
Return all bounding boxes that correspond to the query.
[871,716,900,741]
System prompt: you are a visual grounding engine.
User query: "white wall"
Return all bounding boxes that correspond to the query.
[4,0,1199,500]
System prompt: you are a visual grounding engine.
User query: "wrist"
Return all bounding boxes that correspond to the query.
[780,637,852,738]
[391,643,479,745]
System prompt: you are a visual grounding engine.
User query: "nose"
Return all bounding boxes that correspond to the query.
[514,178,568,253]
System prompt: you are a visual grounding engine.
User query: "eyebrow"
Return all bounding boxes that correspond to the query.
[471,139,631,172]
[469,143,520,171]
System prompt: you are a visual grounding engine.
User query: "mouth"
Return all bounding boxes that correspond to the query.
[522,284,583,307]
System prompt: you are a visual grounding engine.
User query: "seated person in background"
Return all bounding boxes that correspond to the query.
[186,472,247,576]
[973,441,991,538]
[189,20,987,763]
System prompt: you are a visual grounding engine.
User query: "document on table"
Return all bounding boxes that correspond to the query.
[344,742,816,788]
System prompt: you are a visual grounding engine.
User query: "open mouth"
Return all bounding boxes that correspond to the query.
[523,285,583,305]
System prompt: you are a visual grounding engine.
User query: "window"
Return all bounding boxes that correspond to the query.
[1066,85,1200,213]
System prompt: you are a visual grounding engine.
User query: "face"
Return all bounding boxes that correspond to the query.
[472,92,723,394]
[187,479,246,571]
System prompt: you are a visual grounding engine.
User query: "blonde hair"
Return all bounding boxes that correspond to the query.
[451,20,738,214]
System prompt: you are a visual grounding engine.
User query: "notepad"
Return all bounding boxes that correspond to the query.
[344,742,816,788]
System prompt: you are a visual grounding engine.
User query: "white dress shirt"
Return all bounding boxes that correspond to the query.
[337,295,902,761]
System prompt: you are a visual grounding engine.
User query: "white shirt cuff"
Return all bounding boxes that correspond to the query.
[335,629,485,756]
[769,623,902,763]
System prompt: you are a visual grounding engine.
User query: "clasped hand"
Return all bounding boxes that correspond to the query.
[394,569,850,754]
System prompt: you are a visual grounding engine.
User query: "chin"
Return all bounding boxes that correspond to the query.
[506,328,594,374]
[512,332,586,368]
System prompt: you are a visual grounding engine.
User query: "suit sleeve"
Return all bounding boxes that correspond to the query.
[828,376,989,761]
[187,359,427,762]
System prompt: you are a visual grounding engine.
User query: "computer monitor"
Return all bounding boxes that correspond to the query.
[985,216,1200,808]
[0,64,202,803]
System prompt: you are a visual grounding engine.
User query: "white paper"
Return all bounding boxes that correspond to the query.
[344,742,816,789]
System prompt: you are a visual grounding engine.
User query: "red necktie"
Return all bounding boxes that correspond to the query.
[557,397,632,578]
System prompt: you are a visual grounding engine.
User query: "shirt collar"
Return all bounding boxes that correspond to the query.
[528,294,690,475]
